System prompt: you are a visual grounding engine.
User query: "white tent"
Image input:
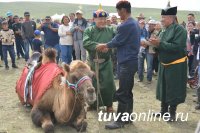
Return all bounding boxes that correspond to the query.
[51,13,65,21]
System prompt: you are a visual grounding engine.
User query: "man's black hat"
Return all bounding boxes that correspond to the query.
[161,1,177,15]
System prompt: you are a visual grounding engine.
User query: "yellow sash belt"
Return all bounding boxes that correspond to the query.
[161,56,187,66]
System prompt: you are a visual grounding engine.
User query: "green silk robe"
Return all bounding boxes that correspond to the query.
[156,23,187,105]
[83,26,116,107]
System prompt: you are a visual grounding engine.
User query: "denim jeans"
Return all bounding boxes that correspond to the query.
[74,40,86,61]
[44,44,60,63]
[15,37,25,58]
[114,61,138,104]
[23,38,33,61]
[2,45,16,66]
[60,45,72,64]
[138,50,154,81]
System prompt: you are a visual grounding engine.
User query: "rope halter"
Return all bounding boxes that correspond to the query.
[66,75,92,92]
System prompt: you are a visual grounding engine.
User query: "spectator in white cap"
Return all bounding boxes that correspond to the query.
[152,21,162,75]
[138,19,157,84]
[70,10,88,61]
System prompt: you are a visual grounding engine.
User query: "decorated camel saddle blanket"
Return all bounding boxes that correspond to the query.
[16,62,64,106]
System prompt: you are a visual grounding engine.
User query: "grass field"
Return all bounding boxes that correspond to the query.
[0,58,199,133]
[0,2,200,22]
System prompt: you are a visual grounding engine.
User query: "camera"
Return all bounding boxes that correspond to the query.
[43,23,49,28]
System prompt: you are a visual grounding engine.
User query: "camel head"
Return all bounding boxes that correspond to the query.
[63,61,96,105]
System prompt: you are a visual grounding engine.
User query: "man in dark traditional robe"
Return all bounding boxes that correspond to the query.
[150,4,187,122]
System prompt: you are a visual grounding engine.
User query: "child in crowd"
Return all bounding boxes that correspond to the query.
[0,20,18,70]
[32,30,43,53]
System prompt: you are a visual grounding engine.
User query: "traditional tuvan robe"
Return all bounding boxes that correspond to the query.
[83,26,116,107]
[156,23,187,105]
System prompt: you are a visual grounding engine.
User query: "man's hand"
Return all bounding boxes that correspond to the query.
[74,26,79,31]
[101,48,109,53]
[96,43,108,53]
[66,32,72,35]
[48,24,52,29]
[149,37,160,46]
[141,41,147,48]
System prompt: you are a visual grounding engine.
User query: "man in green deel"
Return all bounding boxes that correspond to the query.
[150,3,187,122]
[83,5,116,113]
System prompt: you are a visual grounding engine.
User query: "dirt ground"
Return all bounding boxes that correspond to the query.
[0,58,199,133]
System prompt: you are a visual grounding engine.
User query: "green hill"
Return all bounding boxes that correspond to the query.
[0,2,199,22]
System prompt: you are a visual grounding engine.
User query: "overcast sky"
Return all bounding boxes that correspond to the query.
[1,0,200,11]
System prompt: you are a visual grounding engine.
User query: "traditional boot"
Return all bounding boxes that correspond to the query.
[153,102,169,117]
[105,102,131,129]
[168,105,177,122]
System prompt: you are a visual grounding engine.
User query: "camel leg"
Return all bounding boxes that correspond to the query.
[72,108,87,132]
[31,108,54,133]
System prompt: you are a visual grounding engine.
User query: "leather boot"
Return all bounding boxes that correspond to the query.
[105,102,132,129]
[153,102,168,117]
[168,105,177,122]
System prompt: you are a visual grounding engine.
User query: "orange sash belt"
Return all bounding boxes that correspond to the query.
[161,56,187,66]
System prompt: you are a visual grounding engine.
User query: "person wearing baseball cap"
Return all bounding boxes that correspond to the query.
[83,4,116,114]
[6,11,14,29]
[138,19,157,84]
[70,9,88,61]
[76,10,83,15]
[150,1,187,122]
[32,30,43,53]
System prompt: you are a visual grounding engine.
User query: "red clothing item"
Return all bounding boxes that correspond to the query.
[16,63,64,105]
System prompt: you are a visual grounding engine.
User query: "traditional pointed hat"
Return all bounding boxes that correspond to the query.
[161,0,177,15]
[93,4,108,18]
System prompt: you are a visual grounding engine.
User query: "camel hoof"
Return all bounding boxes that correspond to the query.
[44,124,54,133]
[76,121,87,132]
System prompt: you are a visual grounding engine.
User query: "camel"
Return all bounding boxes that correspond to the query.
[16,48,96,133]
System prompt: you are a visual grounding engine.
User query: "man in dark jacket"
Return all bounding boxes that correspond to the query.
[96,0,140,129]
[12,15,25,59]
